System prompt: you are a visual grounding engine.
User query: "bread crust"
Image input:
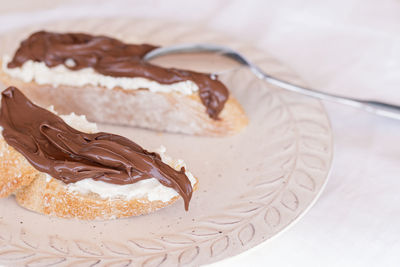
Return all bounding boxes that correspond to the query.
[0,138,198,219]
[0,138,38,197]
[0,61,247,136]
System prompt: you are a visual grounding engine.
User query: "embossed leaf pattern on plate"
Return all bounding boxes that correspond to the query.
[0,18,333,266]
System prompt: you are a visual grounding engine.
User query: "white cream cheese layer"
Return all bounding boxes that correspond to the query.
[45,110,196,202]
[2,55,199,95]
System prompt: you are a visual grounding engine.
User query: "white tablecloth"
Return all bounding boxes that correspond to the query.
[0,1,399,266]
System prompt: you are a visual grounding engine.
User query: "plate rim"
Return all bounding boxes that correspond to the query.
[0,17,334,266]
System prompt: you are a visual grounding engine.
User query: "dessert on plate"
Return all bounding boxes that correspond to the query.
[0,31,247,136]
[0,87,197,219]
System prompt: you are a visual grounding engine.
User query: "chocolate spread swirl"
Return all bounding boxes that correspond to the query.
[0,87,193,210]
[7,31,229,119]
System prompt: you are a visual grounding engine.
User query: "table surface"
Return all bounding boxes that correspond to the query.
[0,1,399,266]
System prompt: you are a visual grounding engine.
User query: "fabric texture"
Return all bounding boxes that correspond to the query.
[0,1,399,266]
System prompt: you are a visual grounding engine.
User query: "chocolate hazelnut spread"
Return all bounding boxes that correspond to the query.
[0,87,193,210]
[7,31,229,119]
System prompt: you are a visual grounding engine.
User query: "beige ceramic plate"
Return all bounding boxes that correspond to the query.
[0,18,333,266]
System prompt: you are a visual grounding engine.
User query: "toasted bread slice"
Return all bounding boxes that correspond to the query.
[0,60,247,136]
[0,101,199,220]
[0,137,198,220]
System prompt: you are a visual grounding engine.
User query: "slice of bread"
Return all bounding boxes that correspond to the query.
[0,112,198,220]
[0,60,247,136]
